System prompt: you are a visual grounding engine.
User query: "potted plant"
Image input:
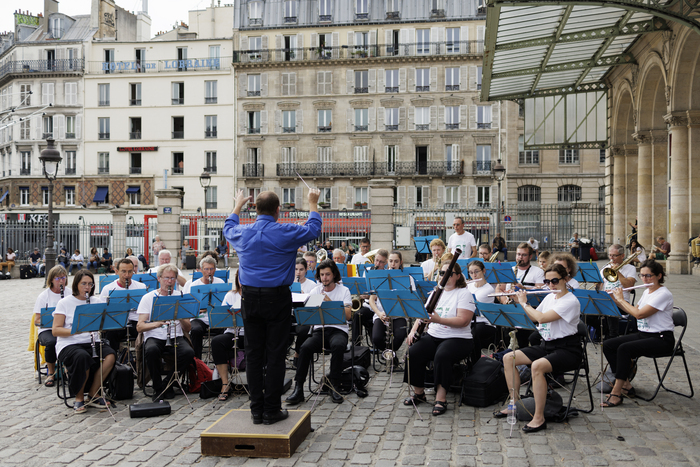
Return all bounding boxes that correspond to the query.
[319,202,329,209]
[361,202,368,209]
[354,202,362,209]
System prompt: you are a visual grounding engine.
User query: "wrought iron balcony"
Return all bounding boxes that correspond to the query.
[130,99,141,106]
[206,201,217,209]
[354,125,368,132]
[20,168,31,176]
[172,131,184,139]
[385,86,399,93]
[99,132,110,140]
[205,166,217,174]
[355,12,369,20]
[205,130,217,138]
[386,11,400,19]
[42,132,53,139]
[0,59,84,85]
[284,16,297,23]
[354,87,369,94]
[130,167,142,174]
[205,97,217,104]
[172,167,183,175]
[65,168,76,175]
[446,85,460,91]
[431,9,446,17]
[98,100,110,106]
[473,160,493,174]
[277,160,462,177]
[319,14,332,21]
[129,132,141,140]
[242,163,264,177]
[282,127,296,133]
[65,132,75,139]
[247,90,261,97]
[416,85,430,92]
[98,167,110,174]
[446,123,459,130]
[416,124,429,131]
[248,127,261,135]
[477,122,492,129]
[318,126,331,133]
[172,98,184,105]
[385,124,399,131]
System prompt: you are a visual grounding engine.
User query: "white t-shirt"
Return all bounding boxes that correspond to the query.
[636,287,674,333]
[137,290,187,342]
[427,287,475,340]
[298,278,317,294]
[222,290,243,335]
[468,282,495,325]
[534,292,579,341]
[34,288,64,333]
[53,295,105,357]
[351,253,369,265]
[447,231,476,259]
[527,239,539,250]
[421,259,436,278]
[309,283,352,334]
[71,254,84,262]
[602,262,637,302]
[513,265,545,287]
[566,278,580,289]
[182,277,225,325]
[100,279,147,322]
[634,247,647,263]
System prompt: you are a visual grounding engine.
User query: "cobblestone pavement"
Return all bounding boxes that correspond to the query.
[3,266,700,466]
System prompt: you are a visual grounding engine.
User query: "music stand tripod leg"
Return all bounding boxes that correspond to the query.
[86,330,116,422]
[155,307,194,411]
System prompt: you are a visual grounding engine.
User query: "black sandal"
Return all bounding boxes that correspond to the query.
[218,392,229,402]
[432,400,447,416]
[601,393,623,407]
[44,376,55,388]
[403,393,427,406]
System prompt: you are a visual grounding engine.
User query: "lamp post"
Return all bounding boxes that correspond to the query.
[492,159,506,243]
[39,138,62,272]
[199,171,211,250]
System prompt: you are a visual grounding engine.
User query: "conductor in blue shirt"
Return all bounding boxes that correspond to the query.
[224,188,322,425]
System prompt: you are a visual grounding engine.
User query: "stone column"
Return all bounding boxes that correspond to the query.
[111,208,128,260]
[612,146,626,245]
[624,144,638,243]
[650,130,668,244]
[634,133,652,249]
[155,189,184,267]
[688,111,700,240]
[664,112,690,274]
[368,179,395,251]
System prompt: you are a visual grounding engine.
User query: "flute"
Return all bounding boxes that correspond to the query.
[487,289,557,298]
[607,283,652,294]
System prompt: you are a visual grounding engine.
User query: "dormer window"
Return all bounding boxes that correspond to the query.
[248,0,263,25]
[49,17,63,39]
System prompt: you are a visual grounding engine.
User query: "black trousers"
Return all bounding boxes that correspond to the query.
[38,330,57,364]
[241,286,292,416]
[59,342,116,397]
[472,323,497,362]
[190,319,224,360]
[294,325,311,354]
[295,328,348,386]
[371,318,408,352]
[603,331,675,381]
[405,334,472,390]
[211,333,244,366]
[104,320,138,353]
[143,336,194,394]
[351,306,374,346]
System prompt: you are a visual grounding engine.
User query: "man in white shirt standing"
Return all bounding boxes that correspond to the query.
[447,217,477,259]
[350,238,372,265]
[598,244,637,338]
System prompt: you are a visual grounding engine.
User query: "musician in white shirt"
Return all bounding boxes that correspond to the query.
[101,258,147,352]
[147,250,187,287]
[211,271,244,402]
[291,258,316,369]
[549,252,580,289]
[34,265,68,388]
[467,261,496,361]
[420,239,446,281]
[446,217,477,259]
[182,257,225,360]
[350,237,372,265]
[597,244,637,338]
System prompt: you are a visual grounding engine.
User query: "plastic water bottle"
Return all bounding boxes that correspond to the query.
[507,399,517,425]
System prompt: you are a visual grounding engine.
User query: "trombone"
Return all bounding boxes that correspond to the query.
[602,250,640,283]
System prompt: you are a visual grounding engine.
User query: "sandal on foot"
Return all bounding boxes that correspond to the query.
[218,392,230,401]
[403,393,427,406]
[601,393,623,407]
[44,376,55,388]
[74,401,86,414]
[622,387,637,398]
[432,400,447,416]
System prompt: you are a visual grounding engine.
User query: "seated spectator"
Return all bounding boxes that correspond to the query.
[69,249,84,275]
[654,236,671,259]
[100,248,113,273]
[0,248,16,277]
[125,248,134,258]
[29,248,42,275]
[216,240,228,268]
[492,233,507,260]
[332,248,347,264]
[56,248,69,270]
[87,247,100,271]
[527,237,539,259]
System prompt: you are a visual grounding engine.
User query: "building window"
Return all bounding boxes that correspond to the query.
[20,151,31,175]
[98,117,110,139]
[385,69,399,93]
[130,117,142,140]
[415,186,424,207]
[387,0,400,18]
[446,67,460,91]
[477,186,491,208]
[476,145,491,172]
[177,47,188,71]
[20,187,29,206]
[42,83,54,105]
[282,146,296,165]
[354,108,368,132]
[445,144,459,174]
[104,49,114,74]
[558,185,581,203]
[130,153,142,174]
[172,116,184,139]
[95,186,110,206]
[98,152,109,174]
[355,187,368,205]
[446,106,459,129]
[21,120,31,140]
[42,187,49,206]
[130,83,142,106]
[354,32,368,56]
[206,151,217,173]
[248,74,261,96]
[248,37,263,61]
[317,70,332,93]
[209,45,220,69]
[559,149,579,165]
[518,135,539,165]
[518,185,541,203]
[354,146,369,174]
[66,116,76,139]
[319,0,332,20]
[416,68,430,92]
[43,116,54,139]
[128,187,141,205]
[20,84,31,105]
[317,146,332,176]
[386,145,397,174]
[65,151,76,175]
[599,149,606,164]
[319,187,332,205]
[205,115,217,138]
[445,186,458,208]
[65,187,75,206]
[446,27,460,53]
[98,84,110,106]
[354,71,368,93]
[318,109,332,132]
[599,185,605,204]
[135,48,146,72]
[283,187,296,204]
[284,0,297,22]
[385,108,399,131]
[206,186,217,209]
[477,105,491,129]
[248,111,261,134]
[205,80,218,104]
[172,152,184,174]
[171,82,184,105]
[248,0,263,24]
[417,29,430,55]
[65,82,77,105]
[415,107,429,131]
[477,66,482,90]
[355,0,369,19]
[282,110,296,133]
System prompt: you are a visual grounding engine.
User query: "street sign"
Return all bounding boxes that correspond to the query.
[163,207,172,214]
[504,216,512,223]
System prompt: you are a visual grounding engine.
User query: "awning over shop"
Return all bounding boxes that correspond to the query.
[93,187,108,203]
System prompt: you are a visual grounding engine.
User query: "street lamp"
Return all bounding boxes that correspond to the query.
[199,170,211,250]
[492,159,507,245]
[39,138,62,272]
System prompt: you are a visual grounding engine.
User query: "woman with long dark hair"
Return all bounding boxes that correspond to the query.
[34,265,68,387]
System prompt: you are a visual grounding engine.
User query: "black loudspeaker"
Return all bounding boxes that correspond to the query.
[129,401,171,418]
[107,363,134,400]
[186,254,197,270]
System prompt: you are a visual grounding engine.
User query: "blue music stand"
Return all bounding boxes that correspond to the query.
[474,301,537,330]
[192,269,230,283]
[573,289,621,318]
[573,263,603,283]
[343,276,369,296]
[72,302,132,335]
[108,288,147,309]
[294,301,347,327]
[99,274,118,292]
[402,267,425,282]
[524,289,553,308]
[483,263,517,284]
[208,305,243,329]
[376,290,430,320]
[190,283,232,313]
[132,273,158,291]
[414,236,438,254]
[335,263,348,277]
[306,270,316,281]
[456,258,481,270]
[290,282,302,293]
[366,270,412,291]
[40,307,55,328]
[414,280,436,304]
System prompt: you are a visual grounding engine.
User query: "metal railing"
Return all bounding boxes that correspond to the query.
[446,123,459,130]
[354,87,369,94]
[99,100,110,106]
[416,124,429,131]
[172,131,184,139]
[473,160,492,173]
[65,132,75,139]
[477,122,492,129]
[20,168,31,176]
[98,167,109,174]
[65,168,76,175]
[282,127,296,133]
[385,124,399,131]
[277,160,462,177]
[172,98,184,105]
[98,133,110,140]
[87,57,230,74]
[205,166,217,174]
[247,90,261,96]
[172,167,183,175]
[205,97,217,104]
[416,85,430,92]
[0,59,84,82]
[130,167,142,174]
[242,163,264,177]
[354,125,368,132]
[247,128,261,134]
[446,85,460,91]
[42,132,53,139]
[130,99,141,106]
[318,126,331,133]
[129,132,141,140]
[205,130,217,138]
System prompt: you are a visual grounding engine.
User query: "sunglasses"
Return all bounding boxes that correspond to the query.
[438,270,453,277]
[543,278,561,285]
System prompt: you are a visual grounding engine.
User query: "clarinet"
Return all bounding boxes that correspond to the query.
[60,284,64,299]
[164,286,173,347]
[381,317,395,362]
[87,292,98,358]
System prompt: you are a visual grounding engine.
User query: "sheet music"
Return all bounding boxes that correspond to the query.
[305,294,325,308]
[292,292,310,304]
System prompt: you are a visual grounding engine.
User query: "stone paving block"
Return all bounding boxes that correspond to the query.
[480,453,504,464]
[350,453,373,464]
[584,456,608,466]
[400,454,426,465]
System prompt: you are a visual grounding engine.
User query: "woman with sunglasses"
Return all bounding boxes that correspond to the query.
[602,259,674,407]
[404,262,474,416]
[52,270,116,413]
[494,264,581,432]
[467,260,496,361]
[33,265,68,387]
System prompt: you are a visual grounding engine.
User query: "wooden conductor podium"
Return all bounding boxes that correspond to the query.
[201,409,311,458]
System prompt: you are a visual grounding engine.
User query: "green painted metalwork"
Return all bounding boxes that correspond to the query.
[492,53,636,79]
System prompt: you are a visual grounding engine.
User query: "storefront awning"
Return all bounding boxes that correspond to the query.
[93,187,108,203]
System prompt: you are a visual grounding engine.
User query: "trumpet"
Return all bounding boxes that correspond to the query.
[165,286,173,347]
[602,250,640,283]
[316,248,328,263]
[487,289,557,298]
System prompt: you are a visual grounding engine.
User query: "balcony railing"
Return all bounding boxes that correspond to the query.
[205,97,217,104]
[172,167,183,175]
[416,85,430,92]
[172,98,184,105]
[386,11,400,19]
[242,163,264,177]
[130,99,141,106]
[130,132,141,140]
[247,90,261,96]
[0,59,84,83]
[65,168,76,175]
[130,167,142,174]
[446,85,460,91]
[416,124,429,131]
[206,201,217,209]
[42,132,53,139]
[99,100,110,106]
[205,130,217,138]
[98,167,109,174]
[355,12,369,20]
[473,160,493,174]
[385,124,399,131]
[20,168,30,176]
[385,86,399,93]
[277,161,463,177]
[248,127,261,135]
[354,125,368,132]
[318,126,331,133]
[477,122,492,129]
[284,16,297,23]
[319,14,332,21]
[354,87,369,94]
[98,132,110,140]
[446,123,459,130]
[87,57,230,74]
[172,131,184,139]
[205,166,217,174]
[431,9,446,17]
[282,127,296,134]
[65,132,75,139]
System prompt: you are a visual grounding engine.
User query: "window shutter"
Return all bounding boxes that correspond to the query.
[311,33,318,48]
[399,68,407,93]
[398,186,406,207]
[429,106,437,130]
[385,30,392,48]
[297,109,303,133]
[275,110,281,133]
[369,30,376,47]
[378,107,385,129]
[261,73,268,97]
[430,27,438,55]
[275,35,283,61]
[469,66,477,91]
[289,72,297,95]
[368,69,376,93]
[367,187,371,209]
[407,186,415,206]
[469,105,477,130]
[347,108,353,132]
[460,26,469,44]
[239,111,247,134]
[437,186,444,206]
[35,115,42,139]
[399,106,406,131]
[331,187,338,209]
[346,186,354,207]
[477,26,485,53]
[423,185,431,206]
[346,70,354,94]
[76,115,82,139]
[297,33,304,56]
[55,114,64,140]
[296,75,302,95]
[281,73,289,96]
[491,102,499,129]
[408,67,415,92]
[262,35,269,50]
[399,29,408,56]
[452,144,460,163]
[460,66,468,89]
[438,105,445,129]
[239,73,248,97]
[408,106,415,131]
[369,107,376,131]
[378,68,385,91]
[460,105,468,130]
[430,67,437,92]
[240,36,248,51]
[347,32,354,47]
[325,71,333,94]
[408,29,416,55]
[274,186,282,198]
[438,27,446,44]
[261,110,268,134]
[332,32,340,58]
[468,185,476,207]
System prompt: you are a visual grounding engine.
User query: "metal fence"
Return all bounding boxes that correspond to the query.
[393,204,606,252]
